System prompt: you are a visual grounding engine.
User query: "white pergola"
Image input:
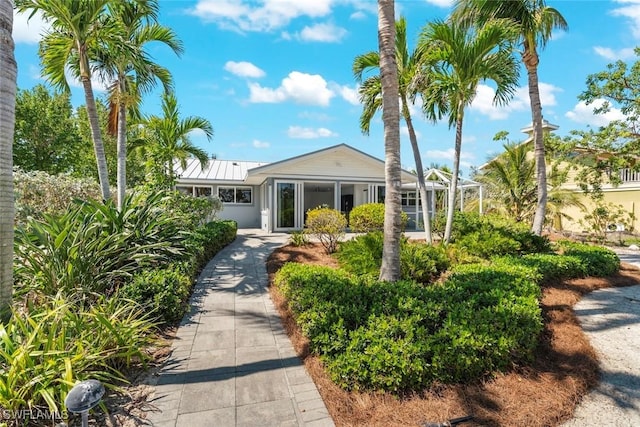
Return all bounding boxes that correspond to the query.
[421,168,483,215]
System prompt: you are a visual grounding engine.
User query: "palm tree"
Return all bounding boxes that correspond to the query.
[97,0,183,209]
[353,17,433,243]
[418,19,519,243]
[16,0,116,201]
[0,0,16,318]
[377,0,402,282]
[138,93,213,186]
[451,0,568,235]
[476,142,585,228]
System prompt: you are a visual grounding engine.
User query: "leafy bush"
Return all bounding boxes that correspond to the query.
[556,241,620,277]
[13,168,101,226]
[349,203,408,233]
[448,212,551,258]
[336,232,449,284]
[274,261,542,392]
[305,206,347,254]
[119,266,192,325]
[495,253,588,283]
[156,189,223,231]
[0,295,155,418]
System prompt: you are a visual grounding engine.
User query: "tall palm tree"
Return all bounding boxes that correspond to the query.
[418,19,519,243]
[353,17,433,243]
[0,0,17,318]
[451,0,568,235]
[97,0,183,209]
[377,0,402,282]
[138,93,213,186]
[16,0,116,201]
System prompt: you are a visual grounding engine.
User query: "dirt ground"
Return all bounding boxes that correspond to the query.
[266,242,640,427]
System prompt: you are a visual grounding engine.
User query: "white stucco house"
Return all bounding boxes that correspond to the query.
[175,144,457,232]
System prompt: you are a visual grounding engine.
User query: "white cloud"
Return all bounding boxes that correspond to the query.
[224,61,265,78]
[248,71,334,106]
[187,0,333,32]
[425,148,474,167]
[288,126,338,139]
[565,99,626,127]
[350,11,366,20]
[611,0,640,38]
[12,10,49,44]
[425,0,454,7]
[330,83,360,105]
[593,46,636,61]
[298,22,347,43]
[470,83,561,120]
[253,139,270,148]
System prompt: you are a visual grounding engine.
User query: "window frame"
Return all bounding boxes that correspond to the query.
[217,186,253,205]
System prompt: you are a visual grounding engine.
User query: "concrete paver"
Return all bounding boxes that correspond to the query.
[146,229,334,426]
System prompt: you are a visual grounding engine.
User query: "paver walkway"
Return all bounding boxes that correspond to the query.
[146,229,335,427]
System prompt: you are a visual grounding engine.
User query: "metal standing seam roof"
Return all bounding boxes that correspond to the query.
[174,159,269,182]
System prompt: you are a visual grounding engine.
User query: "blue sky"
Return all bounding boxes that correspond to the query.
[11,0,639,176]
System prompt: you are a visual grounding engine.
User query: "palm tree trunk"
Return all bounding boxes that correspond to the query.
[378,0,402,282]
[117,98,127,210]
[402,99,432,243]
[0,0,16,318]
[444,107,464,243]
[528,63,547,236]
[81,76,112,201]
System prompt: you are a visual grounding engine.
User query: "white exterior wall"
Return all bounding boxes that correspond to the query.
[215,185,261,228]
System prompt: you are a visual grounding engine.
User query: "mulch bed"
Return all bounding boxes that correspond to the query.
[266,242,640,427]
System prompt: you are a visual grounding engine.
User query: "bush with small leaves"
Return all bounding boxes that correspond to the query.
[305,206,347,254]
[119,266,193,325]
[289,230,309,247]
[556,240,620,277]
[349,203,408,233]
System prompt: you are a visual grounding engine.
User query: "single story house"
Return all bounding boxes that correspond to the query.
[175,144,450,232]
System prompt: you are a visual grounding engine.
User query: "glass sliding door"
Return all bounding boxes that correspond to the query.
[277,182,296,229]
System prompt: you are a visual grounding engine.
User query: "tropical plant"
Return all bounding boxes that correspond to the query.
[353,17,433,243]
[376,0,403,281]
[0,0,16,318]
[0,294,155,417]
[349,203,408,233]
[417,18,520,243]
[135,93,213,187]
[451,0,568,236]
[96,0,183,210]
[16,0,117,201]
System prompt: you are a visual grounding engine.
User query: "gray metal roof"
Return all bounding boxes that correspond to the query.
[175,158,268,182]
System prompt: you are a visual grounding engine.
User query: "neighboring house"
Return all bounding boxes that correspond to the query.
[175,144,442,232]
[481,120,640,233]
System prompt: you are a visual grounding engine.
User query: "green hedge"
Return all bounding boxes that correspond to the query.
[275,262,542,392]
[336,232,449,284]
[119,266,193,324]
[186,220,238,271]
[556,241,620,277]
[494,254,587,283]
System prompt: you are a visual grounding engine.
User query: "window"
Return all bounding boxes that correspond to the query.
[401,191,421,206]
[195,186,212,197]
[218,186,252,204]
[401,191,417,206]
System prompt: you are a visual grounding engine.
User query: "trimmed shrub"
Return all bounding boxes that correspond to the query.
[119,266,192,324]
[448,212,551,258]
[349,203,408,233]
[336,232,449,284]
[305,206,347,254]
[274,261,542,392]
[494,253,588,283]
[556,241,620,277]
